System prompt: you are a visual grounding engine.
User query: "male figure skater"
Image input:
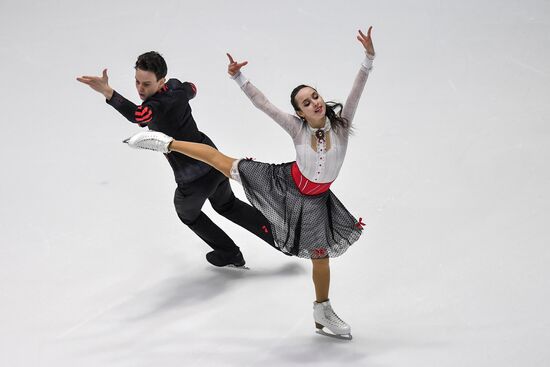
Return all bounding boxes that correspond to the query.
[77,51,274,267]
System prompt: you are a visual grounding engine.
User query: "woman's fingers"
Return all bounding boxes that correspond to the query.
[227,53,235,64]
[357,27,374,54]
[358,26,373,42]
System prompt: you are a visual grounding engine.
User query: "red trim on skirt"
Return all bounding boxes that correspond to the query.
[291,162,333,195]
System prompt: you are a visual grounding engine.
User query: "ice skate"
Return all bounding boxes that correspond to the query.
[123,131,173,153]
[313,300,352,340]
[206,250,249,270]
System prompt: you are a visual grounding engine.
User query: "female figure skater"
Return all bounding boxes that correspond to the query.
[125,27,375,339]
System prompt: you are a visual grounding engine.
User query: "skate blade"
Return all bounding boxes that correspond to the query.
[220,264,250,271]
[315,328,353,340]
[122,138,130,144]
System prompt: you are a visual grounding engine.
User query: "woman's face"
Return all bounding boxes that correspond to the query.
[294,87,326,126]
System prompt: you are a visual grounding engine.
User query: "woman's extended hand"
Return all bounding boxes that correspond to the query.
[357,26,375,57]
[227,53,248,76]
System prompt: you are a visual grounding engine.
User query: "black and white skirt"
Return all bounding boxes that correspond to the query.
[231,159,364,259]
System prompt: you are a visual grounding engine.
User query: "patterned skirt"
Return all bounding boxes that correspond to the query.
[234,159,364,259]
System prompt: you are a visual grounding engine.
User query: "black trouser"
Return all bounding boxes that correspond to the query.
[174,168,275,254]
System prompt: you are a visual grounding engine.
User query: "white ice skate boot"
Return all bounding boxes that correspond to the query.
[123,131,173,153]
[313,300,352,340]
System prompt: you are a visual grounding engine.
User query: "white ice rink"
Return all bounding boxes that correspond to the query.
[1,0,549,366]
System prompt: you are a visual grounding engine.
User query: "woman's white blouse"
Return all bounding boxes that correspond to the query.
[232,55,373,183]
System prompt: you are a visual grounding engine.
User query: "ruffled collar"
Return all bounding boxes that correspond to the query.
[307,117,331,142]
[306,117,331,134]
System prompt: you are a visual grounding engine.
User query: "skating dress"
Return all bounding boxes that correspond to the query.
[229,55,374,259]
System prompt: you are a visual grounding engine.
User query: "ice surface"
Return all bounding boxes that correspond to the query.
[1,0,549,366]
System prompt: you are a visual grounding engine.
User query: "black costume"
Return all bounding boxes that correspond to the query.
[107,79,274,259]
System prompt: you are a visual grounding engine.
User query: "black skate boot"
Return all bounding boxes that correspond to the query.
[206,250,248,269]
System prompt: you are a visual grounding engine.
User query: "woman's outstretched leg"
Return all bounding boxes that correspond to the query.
[169,140,236,178]
[125,130,236,178]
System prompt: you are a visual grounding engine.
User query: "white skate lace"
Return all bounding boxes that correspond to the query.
[128,132,170,153]
[138,137,165,151]
[324,306,347,327]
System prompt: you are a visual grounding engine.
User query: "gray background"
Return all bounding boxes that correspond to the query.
[1,0,549,366]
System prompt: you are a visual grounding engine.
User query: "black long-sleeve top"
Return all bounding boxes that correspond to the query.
[107,79,214,184]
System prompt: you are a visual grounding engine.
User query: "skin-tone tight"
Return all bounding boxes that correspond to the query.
[168,140,330,302]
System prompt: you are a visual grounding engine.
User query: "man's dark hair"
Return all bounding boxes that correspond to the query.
[135,51,167,80]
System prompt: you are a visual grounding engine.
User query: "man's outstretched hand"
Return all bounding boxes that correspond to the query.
[77,68,114,100]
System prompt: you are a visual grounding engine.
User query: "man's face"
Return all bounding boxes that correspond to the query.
[135,68,164,101]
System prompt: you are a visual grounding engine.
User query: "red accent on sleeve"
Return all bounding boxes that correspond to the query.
[135,106,149,116]
[190,83,197,95]
[136,112,153,122]
[135,106,153,123]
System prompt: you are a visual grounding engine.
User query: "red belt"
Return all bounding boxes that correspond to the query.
[291,162,333,195]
